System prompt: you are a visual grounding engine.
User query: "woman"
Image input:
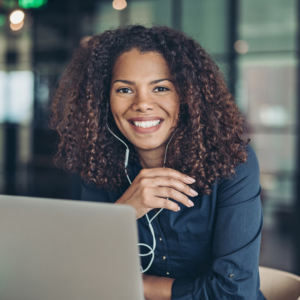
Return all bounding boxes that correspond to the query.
[50,25,265,300]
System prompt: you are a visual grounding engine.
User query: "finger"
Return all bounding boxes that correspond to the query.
[153,187,194,208]
[139,193,177,211]
[154,176,198,198]
[138,167,195,184]
[154,196,181,212]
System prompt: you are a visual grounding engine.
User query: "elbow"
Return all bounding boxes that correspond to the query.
[206,262,260,299]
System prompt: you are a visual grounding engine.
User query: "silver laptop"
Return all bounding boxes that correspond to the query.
[0,195,144,300]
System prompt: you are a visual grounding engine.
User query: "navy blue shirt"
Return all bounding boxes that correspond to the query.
[81,145,266,300]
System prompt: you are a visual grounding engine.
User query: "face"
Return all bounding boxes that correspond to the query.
[110,49,180,152]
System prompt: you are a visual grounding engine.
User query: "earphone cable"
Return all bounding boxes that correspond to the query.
[106,122,177,274]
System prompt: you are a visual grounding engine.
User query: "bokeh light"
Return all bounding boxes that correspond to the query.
[259,105,288,127]
[0,14,6,27]
[10,21,24,31]
[19,0,48,9]
[234,40,249,54]
[10,10,25,25]
[112,0,127,10]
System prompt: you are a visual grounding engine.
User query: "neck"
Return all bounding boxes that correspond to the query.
[135,145,166,169]
[135,129,177,169]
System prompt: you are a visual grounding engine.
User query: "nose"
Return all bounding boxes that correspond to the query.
[131,90,155,113]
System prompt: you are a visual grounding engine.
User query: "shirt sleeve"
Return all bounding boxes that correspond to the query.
[81,179,110,203]
[171,146,265,300]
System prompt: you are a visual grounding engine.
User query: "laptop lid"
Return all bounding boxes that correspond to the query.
[0,195,144,300]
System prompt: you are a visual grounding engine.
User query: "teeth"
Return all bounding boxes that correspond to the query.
[132,120,161,128]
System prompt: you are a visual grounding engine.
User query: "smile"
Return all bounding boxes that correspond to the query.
[131,120,162,128]
[128,119,164,134]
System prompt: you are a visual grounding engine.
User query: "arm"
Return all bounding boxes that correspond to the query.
[143,274,175,300]
[171,146,264,300]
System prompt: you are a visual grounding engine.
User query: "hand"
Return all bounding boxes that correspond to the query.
[115,167,197,219]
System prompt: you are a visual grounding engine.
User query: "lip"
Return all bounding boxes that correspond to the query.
[128,119,164,134]
[128,116,164,122]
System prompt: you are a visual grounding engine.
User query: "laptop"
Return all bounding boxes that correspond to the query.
[0,195,144,300]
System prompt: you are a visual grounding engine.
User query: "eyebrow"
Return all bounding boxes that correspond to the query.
[112,78,173,85]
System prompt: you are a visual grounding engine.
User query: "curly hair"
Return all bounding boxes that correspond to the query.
[50,25,249,195]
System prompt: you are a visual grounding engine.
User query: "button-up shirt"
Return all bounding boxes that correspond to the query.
[81,145,266,300]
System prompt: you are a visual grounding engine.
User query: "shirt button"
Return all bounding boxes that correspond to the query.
[159,237,162,241]
[163,256,166,260]
[166,272,169,275]
[229,274,234,278]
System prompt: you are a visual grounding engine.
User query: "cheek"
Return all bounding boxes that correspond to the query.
[169,101,180,123]
[110,97,123,119]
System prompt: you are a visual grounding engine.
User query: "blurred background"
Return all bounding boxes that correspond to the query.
[0,0,299,275]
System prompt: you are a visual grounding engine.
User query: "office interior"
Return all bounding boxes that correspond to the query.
[0,0,300,276]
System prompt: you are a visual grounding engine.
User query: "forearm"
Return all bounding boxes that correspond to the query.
[143,274,175,300]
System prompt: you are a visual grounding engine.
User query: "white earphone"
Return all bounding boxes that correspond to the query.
[106,122,177,273]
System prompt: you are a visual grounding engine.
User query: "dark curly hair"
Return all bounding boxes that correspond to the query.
[50,25,249,194]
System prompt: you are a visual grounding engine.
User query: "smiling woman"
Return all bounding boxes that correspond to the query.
[50,25,265,300]
[110,49,180,168]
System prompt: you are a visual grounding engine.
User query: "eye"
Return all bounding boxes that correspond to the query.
[117,88,132,94]
[154,86,170,92]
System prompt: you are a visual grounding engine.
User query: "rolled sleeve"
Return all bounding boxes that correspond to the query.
[171,146,266,300]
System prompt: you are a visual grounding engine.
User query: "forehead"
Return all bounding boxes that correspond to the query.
[112,49,171,79]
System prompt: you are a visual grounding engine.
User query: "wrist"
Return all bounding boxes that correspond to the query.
[115,196,125,204]
[142,274,151,297]
[143,274,175,300]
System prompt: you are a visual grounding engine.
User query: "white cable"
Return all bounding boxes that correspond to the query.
[106,122,177,274]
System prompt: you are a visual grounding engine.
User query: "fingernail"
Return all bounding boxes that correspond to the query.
[188,200,194,207]
[177,206,181,211]
[187,176,195,183]
[190,188,198,196]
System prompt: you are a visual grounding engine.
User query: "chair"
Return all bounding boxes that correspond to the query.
[259,266,300,300]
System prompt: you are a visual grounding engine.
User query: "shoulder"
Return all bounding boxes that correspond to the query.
[234,144,260,180]
[81,179,110,202]
[217,144,260,207]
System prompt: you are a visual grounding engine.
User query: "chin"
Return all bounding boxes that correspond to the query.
[134,141,164,151]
